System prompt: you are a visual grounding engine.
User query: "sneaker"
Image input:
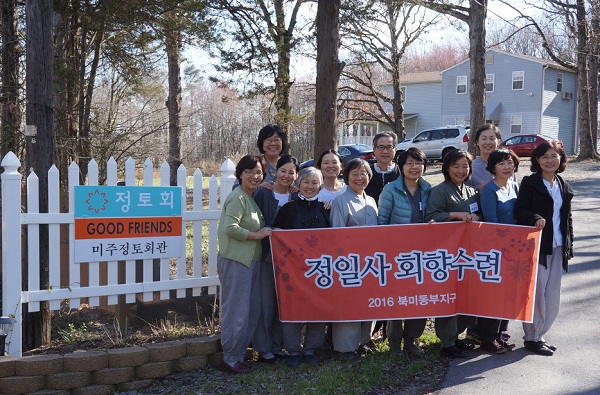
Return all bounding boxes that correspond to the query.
[524,340,554,356]
[403,341,425,357]
[542,341,557,351]
[303,353,319,365]
[481,340,507,354]
[287,354,302,367]
[440,345,468,359]
[500,331,511,341]
[455,339,475,351]
[497,338,515,350]
[465,330,482,345]
[221,361,250,374]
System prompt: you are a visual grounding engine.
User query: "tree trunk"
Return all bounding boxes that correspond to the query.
[590,0,600,155]
[166,22,182,186]
[314,0,343,159]
[274,11,293,154]
[575,0,597,160]
[1,0,22,157]
[468,0,487,153]
[25,0,54,349]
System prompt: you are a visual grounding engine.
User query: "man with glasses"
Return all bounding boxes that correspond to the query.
[365,132,401,204]
[364,132,401,346]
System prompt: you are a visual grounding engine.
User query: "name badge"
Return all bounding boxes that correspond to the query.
[419,202,423,211]
[469,202,479,213]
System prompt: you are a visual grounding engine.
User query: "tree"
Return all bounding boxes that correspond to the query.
[0,0,22,158]
[339,0,439,141]
[501,0,600,159]
[421,0,488,153]
[314,0,343,159]
[211,0,310,148]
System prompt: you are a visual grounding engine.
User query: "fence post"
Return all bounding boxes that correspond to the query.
[219,158,236,204]
[1,151,23,356]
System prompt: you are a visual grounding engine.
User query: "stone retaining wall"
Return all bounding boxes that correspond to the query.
[0,336,222,394]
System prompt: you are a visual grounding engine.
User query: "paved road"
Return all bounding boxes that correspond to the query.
[435,174,600,395]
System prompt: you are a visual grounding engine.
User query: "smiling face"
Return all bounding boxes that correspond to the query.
[493,157,516,182]
[401,155,425,183]
[274,162,297,190]
[448,157,471,186]
[319,153,343,179]
[536,147,561,176]
[347,164,371,194]
[262,133,283,160]
[239,164,264,194]
[373,136,397,167]
[476,129,500,159]
[299,173,322,199]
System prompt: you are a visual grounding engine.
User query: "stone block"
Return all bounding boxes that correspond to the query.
[15,354,63,376]
[0,375,45,394]
[135,361,173,379]
[185,336,220,356]
[107,346,149,368]
[46,371,92,390]
[174,355,208,372]
[0,358,18,378]
[92,366,135,385]
[63,351,108,372]
[116,378,154,392]
[71,384,114,395]
[208,351,223,367]
[145,340,186,362]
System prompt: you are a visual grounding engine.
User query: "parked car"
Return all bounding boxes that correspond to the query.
[395,125,469,162]
[499,134,565,157]
[300,144,376,168]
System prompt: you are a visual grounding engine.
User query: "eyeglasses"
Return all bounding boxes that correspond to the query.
[349,171,370,178]
[243,170,264,177]
[265,137,282,144]
[404,162,424,167]
[375,145,395,152]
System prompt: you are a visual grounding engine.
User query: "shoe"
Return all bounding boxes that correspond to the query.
[481,340,507,354]
[455,339,475,351]
[542,341,557,351]
[497,338,515,350]
[287,354,302,367]
[403,341,424,357]
[340,351,362,362]
[524,340,554,356]
[257,355,277,364]
[440,345,468,359]
[500,331,511,341]
[239,359,255,368]
[221,361,250,374]
[303,354,319,365]
[465,330,482,345]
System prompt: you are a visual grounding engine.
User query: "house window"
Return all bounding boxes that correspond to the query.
[455,117,465,126]
[400,86,406,102]
[510,115,522,133]
[486,74,495,92]
[456,76,467,94]
[486,53,494,64]
[512,71,524,90]
[556,73,563,92]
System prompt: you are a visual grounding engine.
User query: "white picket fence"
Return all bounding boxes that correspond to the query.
[1,152,236,356]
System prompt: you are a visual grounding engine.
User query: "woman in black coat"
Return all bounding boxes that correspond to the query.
[515,142,574,356]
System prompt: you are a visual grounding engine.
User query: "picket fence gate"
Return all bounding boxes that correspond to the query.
[1,151,236,356]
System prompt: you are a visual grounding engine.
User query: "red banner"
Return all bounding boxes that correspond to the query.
[270,222,540,323]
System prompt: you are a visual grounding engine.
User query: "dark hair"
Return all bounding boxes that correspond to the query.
[397,147,428,175]
[372,131,398,146]
[316,149,343,169]
[486,148,520,175]
[342,158,372,185]
[441,149,473,182]
[256,124,288,155]
[530,141,567,173]
[474,124,501,143]
[235,155,266,180]
[276,155,299,172]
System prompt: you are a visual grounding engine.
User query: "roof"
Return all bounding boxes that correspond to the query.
[398,71,442,84]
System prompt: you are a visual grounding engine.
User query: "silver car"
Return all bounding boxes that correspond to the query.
[396,126,470,161]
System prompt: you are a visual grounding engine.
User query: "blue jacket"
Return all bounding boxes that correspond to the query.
[377,175,432,225]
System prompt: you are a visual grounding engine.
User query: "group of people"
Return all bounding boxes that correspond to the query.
[216,123,574,373]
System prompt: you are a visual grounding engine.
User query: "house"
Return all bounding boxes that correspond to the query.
[442,49,577,154]
[349,49,579,154]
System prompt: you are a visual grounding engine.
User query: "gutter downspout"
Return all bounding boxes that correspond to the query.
[540,65,547,135]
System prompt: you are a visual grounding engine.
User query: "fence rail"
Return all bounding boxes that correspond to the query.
[1,152,235,356]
